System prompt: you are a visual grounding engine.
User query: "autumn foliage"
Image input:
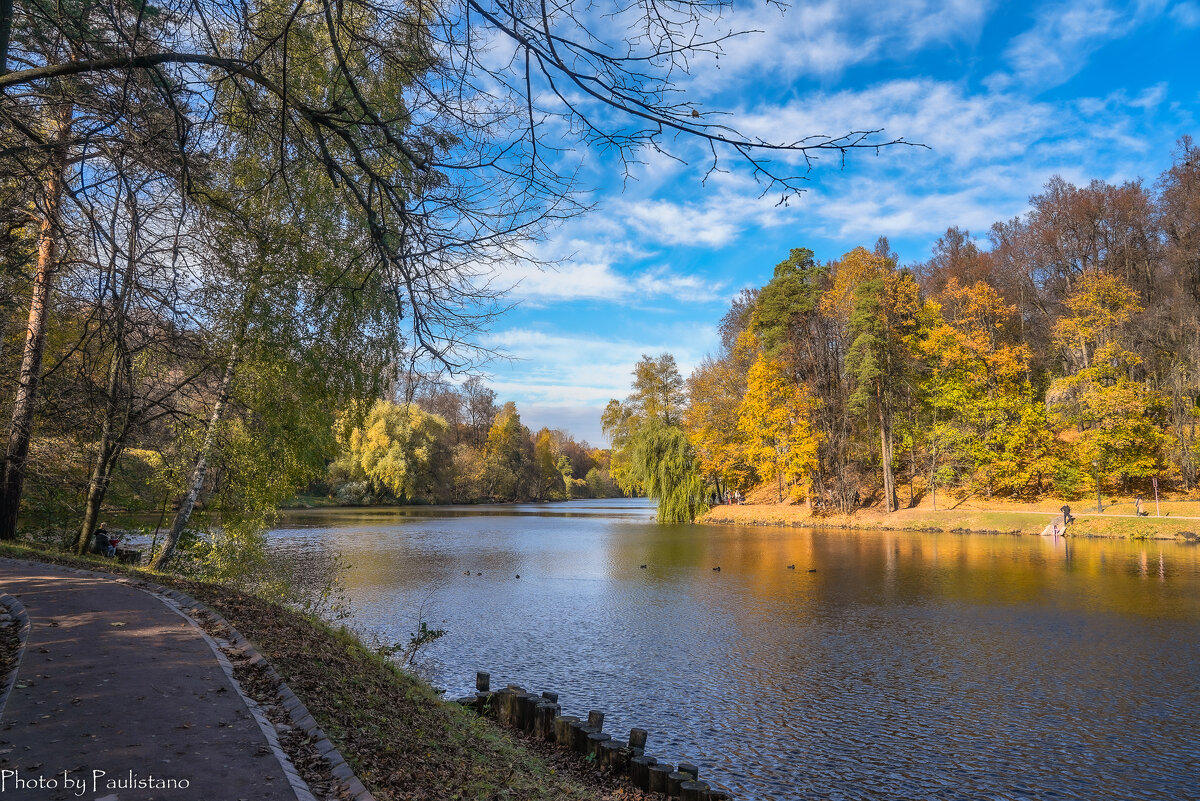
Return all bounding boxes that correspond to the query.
[676,142,1200,512]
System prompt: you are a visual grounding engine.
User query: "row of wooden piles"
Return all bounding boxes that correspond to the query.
[455,672,731,800]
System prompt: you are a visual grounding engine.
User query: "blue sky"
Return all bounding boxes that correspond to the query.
[469,0,1199,445]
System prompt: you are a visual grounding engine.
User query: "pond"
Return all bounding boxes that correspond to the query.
[268,498,1200,800]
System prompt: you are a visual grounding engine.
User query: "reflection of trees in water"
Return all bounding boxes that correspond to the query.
[625,524,1200,620]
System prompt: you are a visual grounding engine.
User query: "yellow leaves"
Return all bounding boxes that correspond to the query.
[820,246,891,320]
[924,278,1030,388]
[1052,270,1142,364]
[339,400,450,500]
[737,353,821,492]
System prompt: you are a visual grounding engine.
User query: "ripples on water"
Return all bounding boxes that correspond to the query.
[270,500,1200,800]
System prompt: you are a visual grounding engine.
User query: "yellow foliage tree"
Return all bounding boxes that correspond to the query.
[921,279,1056,499]
[1048,271,1167,491]
[737,352,820,503]
[684,331,758,494]
[336,400,450,501]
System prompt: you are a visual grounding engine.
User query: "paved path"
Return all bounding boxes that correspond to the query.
[0,560,300,801]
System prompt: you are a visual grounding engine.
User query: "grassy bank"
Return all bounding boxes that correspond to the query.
[0,542,649,801]
[698,496,1200,540]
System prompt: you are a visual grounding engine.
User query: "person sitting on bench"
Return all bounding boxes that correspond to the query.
[93,523,119,558]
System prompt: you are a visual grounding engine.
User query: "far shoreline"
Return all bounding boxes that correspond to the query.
[696,501,1200,541]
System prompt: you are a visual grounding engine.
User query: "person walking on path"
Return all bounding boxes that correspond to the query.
[0,559,302,801]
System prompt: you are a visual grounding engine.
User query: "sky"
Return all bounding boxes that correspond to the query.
[467,0,1199,445]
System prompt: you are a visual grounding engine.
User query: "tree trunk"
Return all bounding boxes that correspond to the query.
[776,447,784,503]
[1172,369,1195,490]
[76,369,131,553]
[876,380,897,513]
[150,343,239,569]
[77,191,139,552]
[0,106,71,539]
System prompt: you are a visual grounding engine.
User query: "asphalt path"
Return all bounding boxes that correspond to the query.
[0,559,300,801]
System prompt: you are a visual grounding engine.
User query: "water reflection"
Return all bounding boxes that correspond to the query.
[268,499,1200,800]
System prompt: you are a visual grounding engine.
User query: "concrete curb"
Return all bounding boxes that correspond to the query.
[0,592,31,721]
[0,557,376,801]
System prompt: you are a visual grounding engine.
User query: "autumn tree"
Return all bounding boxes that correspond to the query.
[333,401,450,503]
[685,295,760,496]
[1047,271,1167,491]
[842,247,922,512]
[737,351,820,504]
[685,352,755,496]
[751,248,859,510]
[483,402,534,500]
[1154,138,1200,488]
[921,279,1055,499]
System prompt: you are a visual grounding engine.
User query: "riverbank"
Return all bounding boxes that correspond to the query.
[698,497,1200,540]
[0,542,651,801]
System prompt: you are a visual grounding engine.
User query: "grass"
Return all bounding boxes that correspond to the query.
[0,541,650,801]
[699,493,1200,539]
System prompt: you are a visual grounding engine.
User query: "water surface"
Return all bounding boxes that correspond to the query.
[268,499,1200,800]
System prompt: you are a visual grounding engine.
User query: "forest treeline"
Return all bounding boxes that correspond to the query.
[609,140,1200,522]
[326,382,621,505]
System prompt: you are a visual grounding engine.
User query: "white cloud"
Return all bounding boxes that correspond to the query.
[1171,1,1200,26]
[615,199,743,247]
[688,75,1189,248]
[999,0,1169,89]
[495,259,726,304]
[684,0,994,92]
[483,326,717,410]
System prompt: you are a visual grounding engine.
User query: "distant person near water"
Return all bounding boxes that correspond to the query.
[93,523,119,557]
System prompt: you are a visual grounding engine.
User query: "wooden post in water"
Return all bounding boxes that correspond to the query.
[667,770,690,796]
[599,740,629,774]
[648,763,674,794]
[587,710,605,730]
[678,762,699,779]
[628,727,648,754]
[533,702,559,740]
[587,732,611,759]
[519,693,542,732]
[505,686,528,727]
[571,721,598,754]
[554,716,580,748]
[629,755,657,789]
[488,687,509,721]
[541,691,559,703]
[680,780,710,800]
[476,672,490,691]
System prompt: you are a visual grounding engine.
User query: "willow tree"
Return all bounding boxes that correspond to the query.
[607,354,707,522]
[630,420,708,524]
